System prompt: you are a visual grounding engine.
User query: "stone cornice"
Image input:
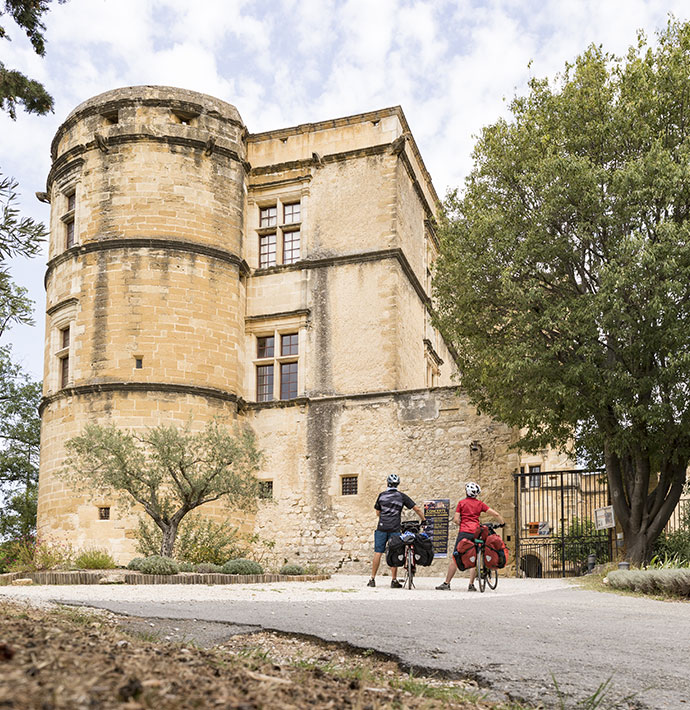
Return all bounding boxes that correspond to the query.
[44,238,249,287]
[39,382,239,416]
[51,95,245,159]
[242,385,458,411]
[47,134,245,191]
[46,297,79,317]
[254,247,431,309]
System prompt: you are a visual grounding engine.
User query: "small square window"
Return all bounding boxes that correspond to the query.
[260,206,277,228]
[341,476,358,496]
[259,233,277,268]
[259,481,273,499]
[280,361,298,400]
[281,333,298,356]
[257,336,275,359]
[135,357,143,369]
[98,506,110,520]
[283,202,301,224]
[283,230,300,264]
[257,364,274,402]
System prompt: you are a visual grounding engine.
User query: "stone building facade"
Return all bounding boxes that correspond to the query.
[37,86,519,571]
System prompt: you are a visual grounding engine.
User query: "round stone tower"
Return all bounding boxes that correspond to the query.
[38,87,248,558]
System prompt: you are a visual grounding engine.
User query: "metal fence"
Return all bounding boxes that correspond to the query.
[664,495,690,534]
[513,469,614,578]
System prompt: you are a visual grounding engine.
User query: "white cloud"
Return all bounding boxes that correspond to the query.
[2,0,690,378]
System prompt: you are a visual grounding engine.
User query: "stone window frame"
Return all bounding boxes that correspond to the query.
[61,188,77,250]
[253,328,300,402]
[341,475,359,496]
[48,301,78,394]
[258,480,273,499]
[255,195,303,269]
[246,311,309,404]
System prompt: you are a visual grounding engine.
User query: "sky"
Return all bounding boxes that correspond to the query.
[1,0,689,381]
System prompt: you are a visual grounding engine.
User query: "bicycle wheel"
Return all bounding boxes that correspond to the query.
[405,547,415,589]
[486,567,498,590]
[476,547,486,592]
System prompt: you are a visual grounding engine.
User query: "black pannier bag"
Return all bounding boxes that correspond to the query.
[386,533,405,567]
[414,532,434,566]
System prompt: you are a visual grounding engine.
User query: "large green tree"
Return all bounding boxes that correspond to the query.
[434,20,690,565]
[0,358,40,540]
[63,420,264,557]
[1,0,65,118]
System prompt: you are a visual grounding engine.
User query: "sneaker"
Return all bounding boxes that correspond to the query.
[467,583,477,592]
[435,581,451,590]
[367,578,376,587]
[390,579,403,588]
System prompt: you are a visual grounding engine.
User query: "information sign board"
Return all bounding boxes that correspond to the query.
[424,499,450,557]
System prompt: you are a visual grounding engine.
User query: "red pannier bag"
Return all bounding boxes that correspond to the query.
[453,538,477,571]
[484,534,509,569]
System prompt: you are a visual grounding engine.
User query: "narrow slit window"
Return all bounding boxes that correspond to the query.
[135,357,143,369]
[60,356,69,388]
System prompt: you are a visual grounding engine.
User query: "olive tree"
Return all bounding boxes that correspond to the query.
[434,20,690,565]
[63,420,263,557]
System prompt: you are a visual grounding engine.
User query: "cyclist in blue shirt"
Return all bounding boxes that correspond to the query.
[368,474,426,588]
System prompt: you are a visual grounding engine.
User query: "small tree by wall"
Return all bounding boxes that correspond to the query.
[62,419,263,557]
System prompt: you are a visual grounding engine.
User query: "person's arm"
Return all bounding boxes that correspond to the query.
[486,507,505,524]
[412,504,426,522]
[453,511,461,526]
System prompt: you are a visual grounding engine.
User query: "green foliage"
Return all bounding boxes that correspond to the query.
[194,562,223,574]
[280,563,305,576]
[63,419,263,557]
[177,561,195,572]
[558,517,610,567]
[0,357,41,541]
[127,557,145,571]
[7,537,73,572]
[137,555,179,576]
[0,0,66,118]
[73,548,117,570]
[653,500,690,563]
[433,20,690,563]
[222,558,264,575]
[135,514,252,564]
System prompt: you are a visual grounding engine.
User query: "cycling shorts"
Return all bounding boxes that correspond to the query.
[374,529,399,553]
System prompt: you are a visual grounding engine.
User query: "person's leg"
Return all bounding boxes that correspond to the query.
[371,552,382,578]
[445,557,458,583]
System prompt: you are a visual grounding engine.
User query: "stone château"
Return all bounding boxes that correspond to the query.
[37,86,518,569]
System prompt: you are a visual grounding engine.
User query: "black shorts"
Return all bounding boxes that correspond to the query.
[454,531,476,548]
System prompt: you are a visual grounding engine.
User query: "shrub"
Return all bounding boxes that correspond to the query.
[222,558,264,575]
[178,561,195,572]
[138,555,179,575]
[194,562,224,574]
[127,557,146,571]
[74,548,117,570]
[607,569,690,596]
[280,563,305,576]
[7,537,74,572]
[135,515,252,564]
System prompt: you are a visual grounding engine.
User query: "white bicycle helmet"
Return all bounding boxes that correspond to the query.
[387,473,400,487]
[465,481,481,498]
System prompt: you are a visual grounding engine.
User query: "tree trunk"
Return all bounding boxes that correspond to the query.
[160,522,179,558]
[605,442,687,566]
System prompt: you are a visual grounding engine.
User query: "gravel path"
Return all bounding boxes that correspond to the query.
[3,574,688,709]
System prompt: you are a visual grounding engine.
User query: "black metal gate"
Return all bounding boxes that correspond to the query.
[513,469,614,577]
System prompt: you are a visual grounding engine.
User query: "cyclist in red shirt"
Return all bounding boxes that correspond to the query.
[436,482,504,592]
